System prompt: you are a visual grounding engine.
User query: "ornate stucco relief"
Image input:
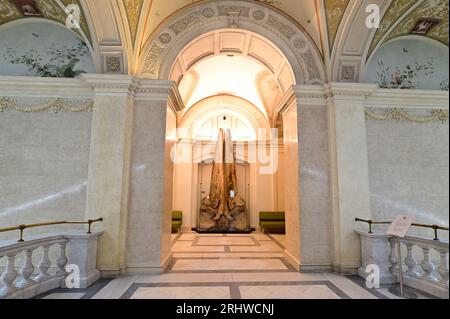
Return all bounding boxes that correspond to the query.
[123,0,143,45]
[140,1,325,84]
[60,0,92,44]
[0,97,94,113]
[324,0,350,52]
[365,108,449,124]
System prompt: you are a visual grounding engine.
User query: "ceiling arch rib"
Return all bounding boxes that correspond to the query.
[138,0,324,59]
[84,0,130,74]
[329,0,390,82]
[138,0,326,85]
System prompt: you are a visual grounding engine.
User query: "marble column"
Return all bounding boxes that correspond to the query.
[82,74,135,277]
[126,80,182,274]
[327,83,377,274]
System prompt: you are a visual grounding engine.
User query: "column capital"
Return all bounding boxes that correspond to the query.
[81,74,135,96]
[134,79,185,113]
[326,83,379,102]
[274,85,327,119]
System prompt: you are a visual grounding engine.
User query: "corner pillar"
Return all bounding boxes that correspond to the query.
[125,80,182,274]
[327,83,377,274]
[82,74,135,277]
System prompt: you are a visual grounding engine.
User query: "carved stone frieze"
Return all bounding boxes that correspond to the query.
[0,97,94,113]
[365,108,449,124]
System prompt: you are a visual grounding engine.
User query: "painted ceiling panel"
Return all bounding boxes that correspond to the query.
[0,0,92,45]
[324,0,350,52]
[368,0,416,57]
[368,0,449,59]
[123,0,144,45]
[383,0,449,46]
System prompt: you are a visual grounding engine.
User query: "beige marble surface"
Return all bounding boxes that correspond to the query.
[131,287,231,299]
[196,237,256,246]
[172,259,288,271]
[240,285,340,299]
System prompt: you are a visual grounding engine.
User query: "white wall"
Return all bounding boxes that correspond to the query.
[366,116,449,241]
[0,111,92,240]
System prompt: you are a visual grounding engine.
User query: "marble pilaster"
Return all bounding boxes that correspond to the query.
[82,74,135,276]
[327,83,377,274]
[126,80,182,274]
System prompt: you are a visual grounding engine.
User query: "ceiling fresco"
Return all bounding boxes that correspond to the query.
[368,0,449,60]
[0,0,92,45]
[323,0,350,53]
[0,0,448,79]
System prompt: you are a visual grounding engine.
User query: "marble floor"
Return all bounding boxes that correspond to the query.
[36,232,433,300]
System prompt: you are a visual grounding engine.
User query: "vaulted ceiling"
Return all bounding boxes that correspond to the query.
[0,0,448,79]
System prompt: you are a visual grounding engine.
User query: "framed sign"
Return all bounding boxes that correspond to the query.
[387,215,415,238]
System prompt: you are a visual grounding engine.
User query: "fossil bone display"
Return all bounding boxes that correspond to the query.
[199,129,248,231]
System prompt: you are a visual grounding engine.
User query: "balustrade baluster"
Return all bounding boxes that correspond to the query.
[17,249,36,288]
[420,246,440,283]
[436,248,449,288]
[56,242,68,276]
[404,243,421,278]
[35,245,52,282]
[0,253,19,296]
[389,240,398,275]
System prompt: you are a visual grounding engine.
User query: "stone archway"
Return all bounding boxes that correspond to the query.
[125,0,330,275]
[138,0,326,85]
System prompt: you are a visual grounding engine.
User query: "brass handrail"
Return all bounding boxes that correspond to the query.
[355,217,449,241]
[0,218,104,243]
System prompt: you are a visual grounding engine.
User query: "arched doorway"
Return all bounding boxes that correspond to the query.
[128,0,328,274]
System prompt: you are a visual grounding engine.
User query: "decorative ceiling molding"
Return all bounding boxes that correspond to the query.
[122,0,143,46]
[323,0,350,54]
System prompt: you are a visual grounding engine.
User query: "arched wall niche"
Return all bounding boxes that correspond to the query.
[363,36,449,90]
[178,94,271,141]
[138,0,326,85]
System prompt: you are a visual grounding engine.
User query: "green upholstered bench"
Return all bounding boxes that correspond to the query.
[172,211,183,233]
[259,211,286,234]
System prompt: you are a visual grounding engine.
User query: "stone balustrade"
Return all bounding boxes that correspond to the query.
[356,230,449,299]
[0,231,103,299]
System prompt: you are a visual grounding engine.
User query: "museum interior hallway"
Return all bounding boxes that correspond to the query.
[33,232,433,300]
